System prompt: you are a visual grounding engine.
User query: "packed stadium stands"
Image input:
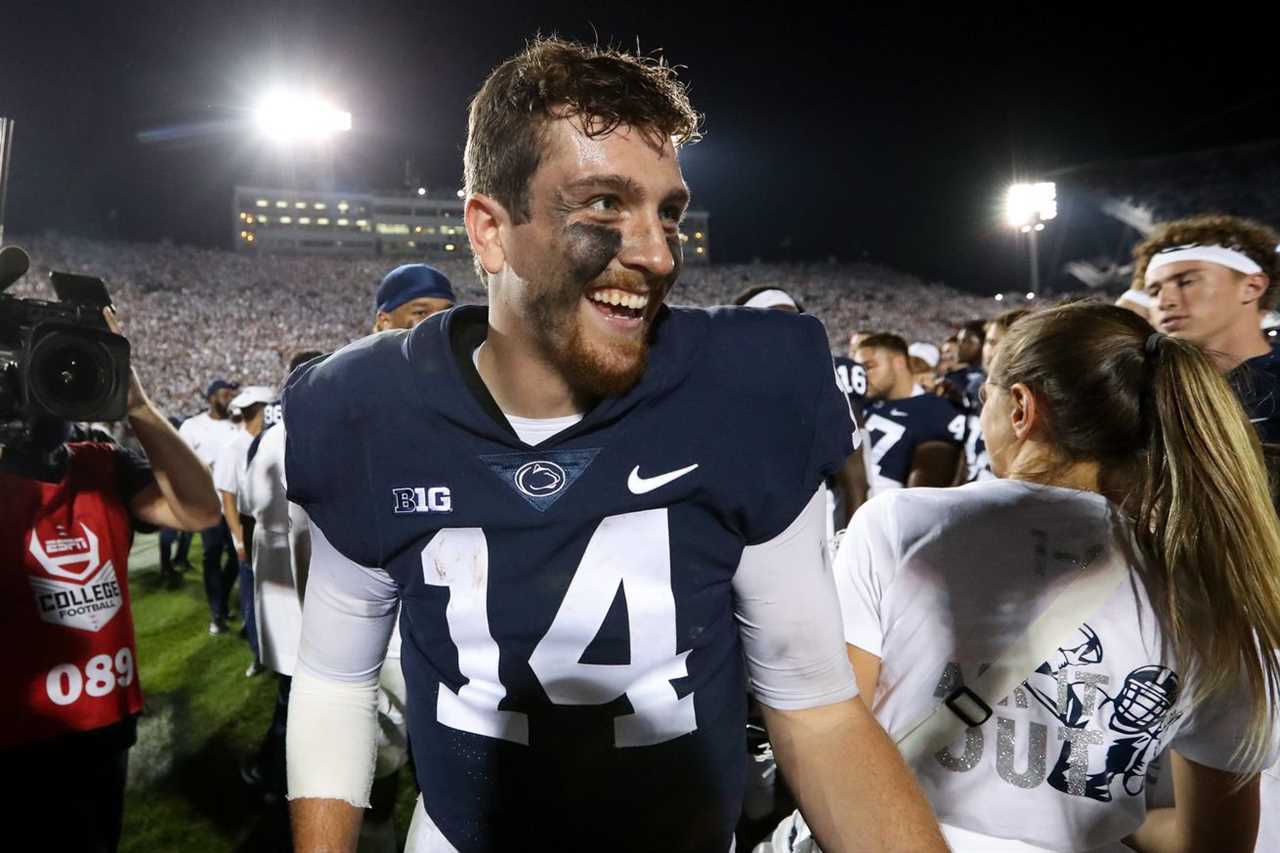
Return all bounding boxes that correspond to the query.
[9,234,1007,418]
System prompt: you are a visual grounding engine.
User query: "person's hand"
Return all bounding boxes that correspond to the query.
[102,306,150,416]
[235,543,248,563]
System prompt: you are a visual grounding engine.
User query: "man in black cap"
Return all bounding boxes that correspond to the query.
[372,264,456,333]
[179,378,243,634]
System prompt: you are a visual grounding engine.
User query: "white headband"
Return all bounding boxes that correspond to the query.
[1144,243,1262,284]
[742,288,798,311]
[1118,289,1154,309]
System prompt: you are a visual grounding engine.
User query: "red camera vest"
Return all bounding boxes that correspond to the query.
[0,443,145,750]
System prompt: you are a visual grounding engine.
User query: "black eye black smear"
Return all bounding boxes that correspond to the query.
[564,223,622,284]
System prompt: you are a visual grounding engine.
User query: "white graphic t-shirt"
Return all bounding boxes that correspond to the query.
[835,479,1277,852]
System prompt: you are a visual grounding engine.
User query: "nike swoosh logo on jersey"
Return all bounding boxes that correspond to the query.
[627,464,699,495]
[890,409,909,417]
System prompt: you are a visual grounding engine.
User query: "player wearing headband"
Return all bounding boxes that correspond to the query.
[1136,215,1280,852]
[1136,215,1280,443]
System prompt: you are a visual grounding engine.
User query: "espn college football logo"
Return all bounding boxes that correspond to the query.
[26,524,123,633]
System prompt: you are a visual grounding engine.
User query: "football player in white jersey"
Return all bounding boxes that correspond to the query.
[834,302,1280,852]
[212,385,276,676]
[236,359,318,805]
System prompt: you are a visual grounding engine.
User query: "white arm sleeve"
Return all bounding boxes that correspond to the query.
[287,500,312,597]
[732,488,859,711]
[286,516,400,805]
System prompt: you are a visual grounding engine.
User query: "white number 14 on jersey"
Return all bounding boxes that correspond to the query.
[421,508,698,748]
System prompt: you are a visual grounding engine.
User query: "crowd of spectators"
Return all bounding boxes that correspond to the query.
[10,234,1005,417]
[1062,140,1280,229]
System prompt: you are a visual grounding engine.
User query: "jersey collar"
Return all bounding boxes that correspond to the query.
[405,304,706,450]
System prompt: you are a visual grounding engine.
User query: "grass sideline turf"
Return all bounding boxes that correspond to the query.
[121,533,417,852]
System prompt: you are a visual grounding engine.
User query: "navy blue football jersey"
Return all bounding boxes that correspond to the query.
[964,412,994,482]
[943,366,985,416]
[283,305,854,852]
[961,369,991,482]
[863,394,965,493]
[832,355,867,420]
[1231,346,1280,444]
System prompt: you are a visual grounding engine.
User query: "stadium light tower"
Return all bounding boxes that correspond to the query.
[252,88,351,191]
[1006,182,1057,295]
[252,89,351,144]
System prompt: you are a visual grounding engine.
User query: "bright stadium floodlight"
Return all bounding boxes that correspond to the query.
[1005,181,1057,297]
[1005,182,1057,228]
[253,89,352,144]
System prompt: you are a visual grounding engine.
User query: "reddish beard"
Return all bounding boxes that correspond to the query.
[529,267,662,399]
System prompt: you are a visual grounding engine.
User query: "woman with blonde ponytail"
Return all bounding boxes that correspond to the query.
[828,301,1280,853]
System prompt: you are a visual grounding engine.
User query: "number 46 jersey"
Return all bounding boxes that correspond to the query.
[284,305,857,853]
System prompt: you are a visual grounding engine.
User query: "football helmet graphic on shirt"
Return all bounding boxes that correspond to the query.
[1024,624,1182,802]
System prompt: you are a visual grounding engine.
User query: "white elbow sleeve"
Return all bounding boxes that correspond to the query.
[286,668,381,807]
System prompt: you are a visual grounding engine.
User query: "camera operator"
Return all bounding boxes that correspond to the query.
[0,306,221,852]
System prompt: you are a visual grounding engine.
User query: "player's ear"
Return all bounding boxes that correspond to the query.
[466,193,508,277]
[1008,382,1038,441]
[1240,273,1270,308]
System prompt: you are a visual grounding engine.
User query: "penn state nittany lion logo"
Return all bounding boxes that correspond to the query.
[515,461,567,499]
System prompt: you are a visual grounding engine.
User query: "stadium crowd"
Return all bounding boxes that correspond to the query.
[6,37,1280,853]
[7,234,1002,418]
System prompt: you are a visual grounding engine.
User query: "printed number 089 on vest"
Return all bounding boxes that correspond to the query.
[46,648,135,706]
[421,508,698,748]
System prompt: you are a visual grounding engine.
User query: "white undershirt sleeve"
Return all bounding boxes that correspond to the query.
[732,489,859,711]
[286,515,401,806]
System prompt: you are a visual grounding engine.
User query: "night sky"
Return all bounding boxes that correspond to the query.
[2,2,1278,293]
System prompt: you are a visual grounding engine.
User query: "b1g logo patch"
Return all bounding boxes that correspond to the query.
[392,486,453,514]
[26,524,123,633]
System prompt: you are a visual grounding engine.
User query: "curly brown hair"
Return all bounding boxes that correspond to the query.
[464,37,701,226]
[1131,214,1280,310]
